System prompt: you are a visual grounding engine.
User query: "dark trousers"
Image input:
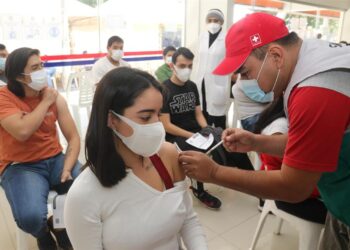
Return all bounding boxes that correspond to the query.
[275,198,327,224]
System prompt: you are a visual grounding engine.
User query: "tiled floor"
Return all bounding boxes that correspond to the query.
[0,92,300,250]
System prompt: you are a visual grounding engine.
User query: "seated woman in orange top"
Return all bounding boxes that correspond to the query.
[0,47,81,250]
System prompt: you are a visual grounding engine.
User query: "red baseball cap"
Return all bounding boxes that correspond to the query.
[213,12,289,75]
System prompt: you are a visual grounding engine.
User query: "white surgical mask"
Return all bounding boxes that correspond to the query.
[111,111,165,157]
[23,69,48,91]
[0,58,6,71]
[175,66,191,82]
[241,53,280,103]
[111,49,124,61]
[165,56,172,64]
[207,22,221,34]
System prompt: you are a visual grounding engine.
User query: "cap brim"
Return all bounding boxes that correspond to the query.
[213,52,250,75]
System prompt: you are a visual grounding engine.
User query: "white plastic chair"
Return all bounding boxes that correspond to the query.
[65,70,94,136]
[249,199,324,250]
[16,191,58,250]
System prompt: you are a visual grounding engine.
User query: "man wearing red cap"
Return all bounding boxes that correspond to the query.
[179,12,350,249]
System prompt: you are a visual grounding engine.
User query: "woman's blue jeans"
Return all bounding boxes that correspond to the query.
[0,153,81,238]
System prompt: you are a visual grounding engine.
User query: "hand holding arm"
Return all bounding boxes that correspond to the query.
[179,150,321,203]
[0,88,58,141]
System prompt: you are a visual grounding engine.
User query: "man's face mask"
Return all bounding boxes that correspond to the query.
[241,53,280,103]
[165,56,172,64]
[111,111,165,157]
[174,66,192,83]
[111,49,124,61]
[22,69,48,91]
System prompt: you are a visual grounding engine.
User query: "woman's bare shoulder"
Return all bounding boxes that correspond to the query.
[158,142,185,182]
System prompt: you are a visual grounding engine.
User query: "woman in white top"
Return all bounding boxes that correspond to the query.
[64,67,207,250]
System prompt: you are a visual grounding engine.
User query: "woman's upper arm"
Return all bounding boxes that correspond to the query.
[56,94,79,141]
[168,142,185,182]
[0,92,27,140]
[0,112,26,140]
[64,185,103,250]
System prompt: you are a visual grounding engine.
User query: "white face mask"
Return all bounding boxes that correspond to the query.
[111,49,124,61]
[174,66,192,82]
[241,53,280,103]
[165,56,172,64]
[207,22,221,34]
[23,69,48,91]
[111,111,165,157]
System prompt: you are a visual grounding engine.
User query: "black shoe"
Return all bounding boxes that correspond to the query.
[47,216,73,250]
[37,231,57,250]
[190,186,222,209]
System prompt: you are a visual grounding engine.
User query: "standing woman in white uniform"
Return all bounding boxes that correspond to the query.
[195,9,231,129]
[64,67,207,250]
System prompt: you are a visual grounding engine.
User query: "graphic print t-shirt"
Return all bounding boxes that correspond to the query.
[162,79,202,138]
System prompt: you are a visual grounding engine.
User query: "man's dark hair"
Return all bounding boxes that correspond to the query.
[162,46,176,56]
[107,36,124,48]
[5,47,40,98]
[172,47,194,64]
[85,67,164,187]
[0,44,6,50]
[252,32,300,60]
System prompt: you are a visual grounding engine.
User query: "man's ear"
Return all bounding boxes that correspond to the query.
[269,45,284,69]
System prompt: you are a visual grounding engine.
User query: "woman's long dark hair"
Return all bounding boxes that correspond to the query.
[5,47,40,98]
[254,96,285,134]
[84,67,163,187]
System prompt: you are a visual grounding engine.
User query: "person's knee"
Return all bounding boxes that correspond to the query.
[16,210,47,237]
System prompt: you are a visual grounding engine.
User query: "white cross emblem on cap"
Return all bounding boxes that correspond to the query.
[250,34,261,46]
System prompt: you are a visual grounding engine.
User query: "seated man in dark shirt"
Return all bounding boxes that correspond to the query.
[160,47,253,209]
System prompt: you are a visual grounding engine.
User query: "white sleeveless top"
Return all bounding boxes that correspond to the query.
[64,168,207,250]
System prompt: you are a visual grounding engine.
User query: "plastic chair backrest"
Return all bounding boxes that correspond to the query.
[77,71,94,107]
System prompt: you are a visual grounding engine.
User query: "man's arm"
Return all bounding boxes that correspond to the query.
[212,162,321,202]
[56,94,80,182]
[222,128,287,157]
[179,151,321,203]
[160,113,194,138]
[194,106,207,128]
